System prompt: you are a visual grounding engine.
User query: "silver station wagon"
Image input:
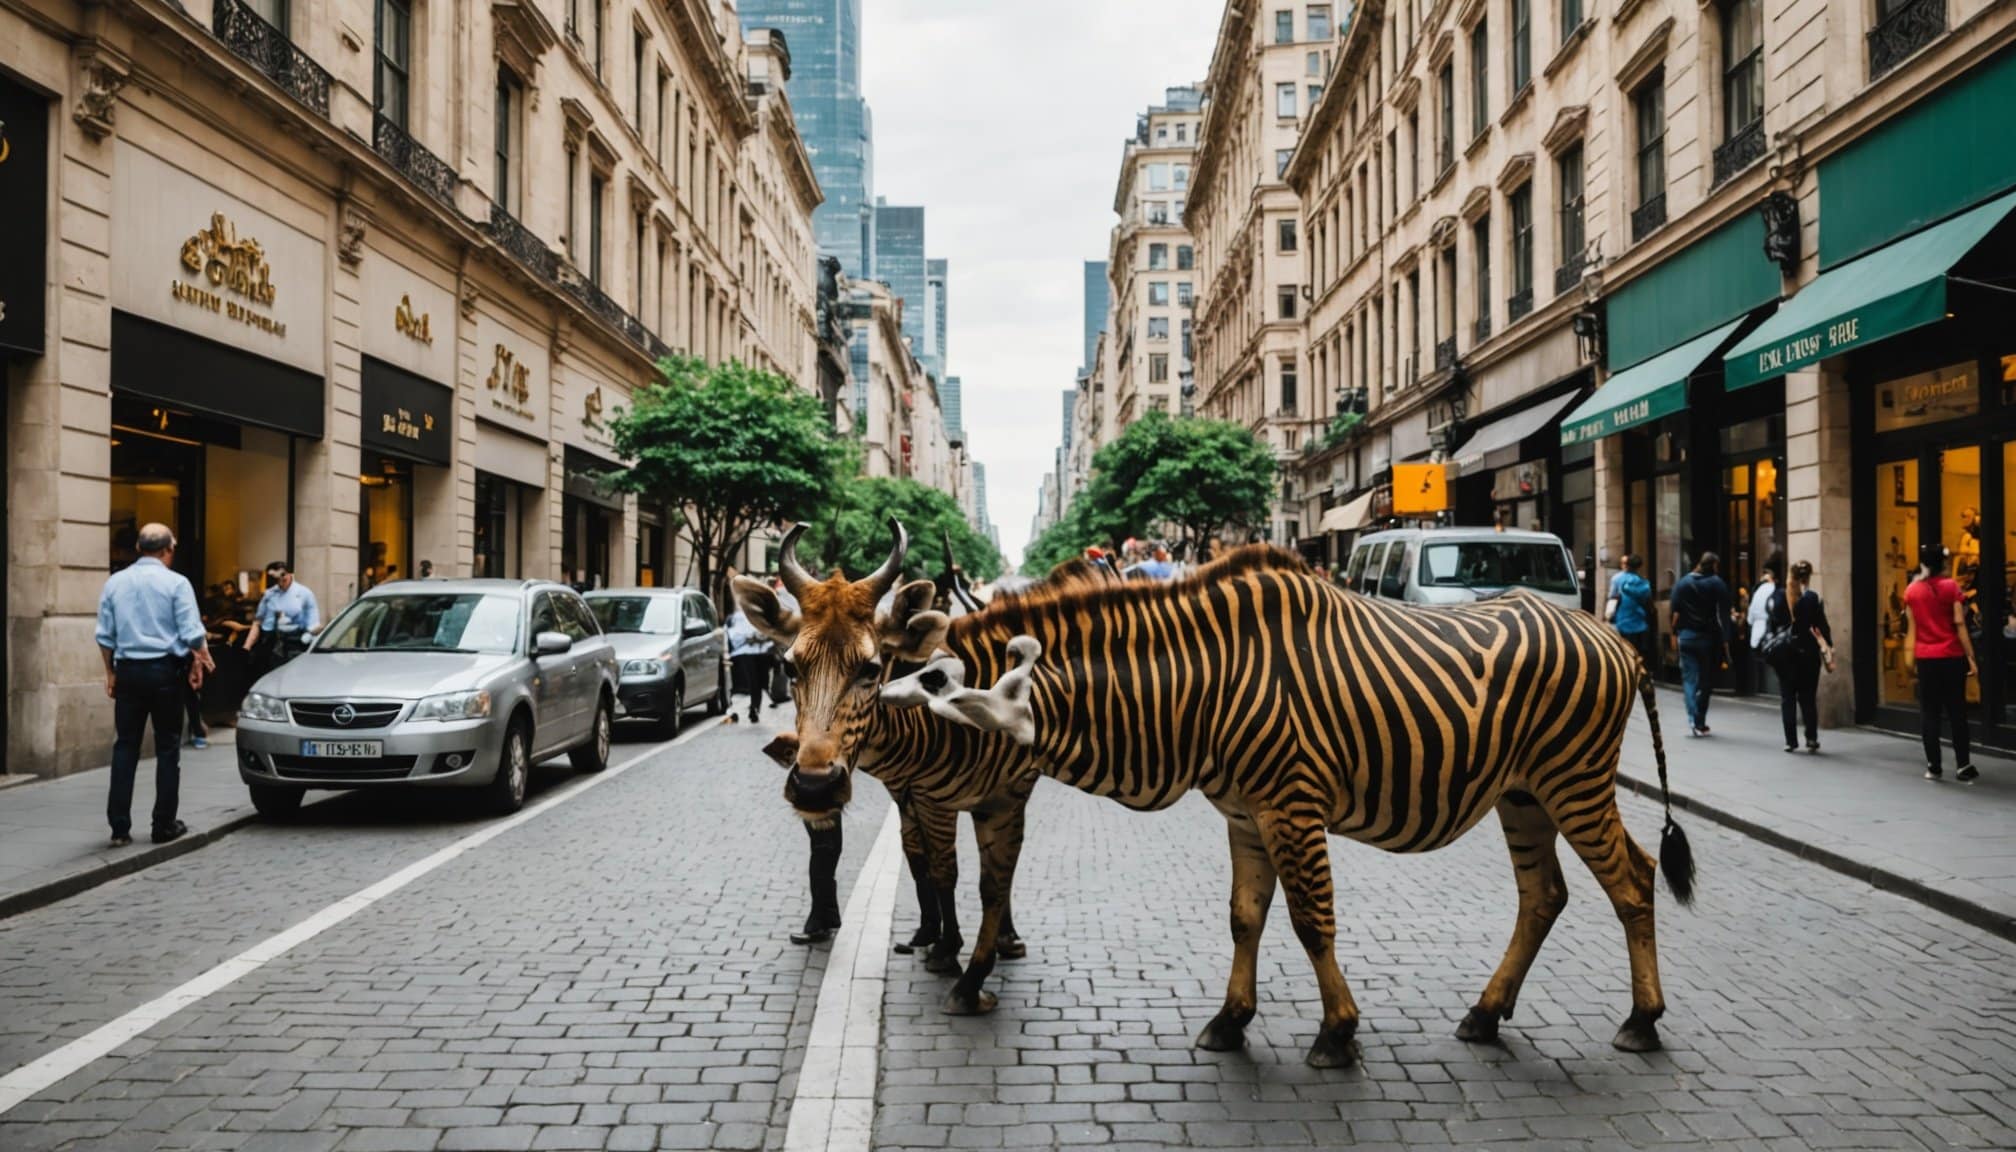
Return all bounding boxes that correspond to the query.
[235,579,619,817]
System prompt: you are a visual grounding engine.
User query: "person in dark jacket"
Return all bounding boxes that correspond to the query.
[1767,559,1835,753]
[1669,552,1732,737]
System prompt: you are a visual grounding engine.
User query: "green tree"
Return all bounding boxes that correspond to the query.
[1079,411,1276,550]
[1020,498,1102,576]
[602,356,852,604]
[803,475,1003,583]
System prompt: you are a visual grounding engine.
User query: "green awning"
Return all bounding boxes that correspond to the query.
[1558,318,1748,446]
[1723,188,2016,390]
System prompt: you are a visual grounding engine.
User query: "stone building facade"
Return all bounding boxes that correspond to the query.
[1108,86,1205,427]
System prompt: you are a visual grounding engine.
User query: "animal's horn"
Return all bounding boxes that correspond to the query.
[943,529,981,613]
[778,523,814,596]
[861,517,908,597]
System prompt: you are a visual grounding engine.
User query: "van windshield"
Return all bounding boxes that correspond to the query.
[1420,541,1577,595]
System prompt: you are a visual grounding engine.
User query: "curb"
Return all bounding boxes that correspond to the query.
[0,809,264,922]
[1616,769,2016,944]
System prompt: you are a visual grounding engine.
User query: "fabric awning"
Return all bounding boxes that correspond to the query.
[1558,317,1748,446]
[1723,187,2016,390]
[1317,490,1378,533]
[1452,392,1582,471]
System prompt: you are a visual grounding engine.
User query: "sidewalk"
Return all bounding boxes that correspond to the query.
[1618,686,2016,941]
[0,729,277,919]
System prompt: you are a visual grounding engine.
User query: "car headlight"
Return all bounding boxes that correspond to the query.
[411,689,492,722]
[622,657,671,678]
[240,692,289,723]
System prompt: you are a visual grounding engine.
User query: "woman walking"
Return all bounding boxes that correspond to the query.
[1767,560,1834,753]
[1906,543,1979,782]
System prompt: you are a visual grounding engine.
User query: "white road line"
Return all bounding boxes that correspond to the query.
[0,721,722,1116]
[784,803,902,1152]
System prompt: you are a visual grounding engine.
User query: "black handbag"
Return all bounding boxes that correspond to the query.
[1756,625,1798,670]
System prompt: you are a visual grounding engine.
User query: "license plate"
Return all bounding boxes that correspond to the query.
[300,740,382,758]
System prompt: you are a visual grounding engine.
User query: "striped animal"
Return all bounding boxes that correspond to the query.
[735,525,1694,1065]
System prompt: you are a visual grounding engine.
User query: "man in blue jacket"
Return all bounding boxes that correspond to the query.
[1608,554,1655,671]
[1669,552,1733,737]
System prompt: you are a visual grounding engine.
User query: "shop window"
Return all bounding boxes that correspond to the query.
[360,453,414,593]
[1942,446,1984,710]
[1874,457,1919,707]
[1875,361,1978,433]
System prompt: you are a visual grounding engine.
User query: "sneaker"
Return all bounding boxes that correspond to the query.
[1925,764,1943,781]
[1806,740,1820,753]
[1784,744,1798,754]
[109,833,133,848]
[1957,764,1979,784]
[151,820,190,845]
[192,736,209,750]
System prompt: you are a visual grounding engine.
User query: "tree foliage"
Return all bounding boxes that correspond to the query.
[1082,412,1277,549]
[803,476,1003,584]
[602,357,852,604]
[1019,498,1101,577]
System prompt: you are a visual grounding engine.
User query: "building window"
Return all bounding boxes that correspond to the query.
[1177,281,1193,307]
[1557,143,1585,264]
[633,29,646,124]
[1309,5,1332,39]
[246,0,288,29]
[1437,61,1455,171]
[1470,19,1489,137]
[1173,199,1186,226]
[1157,125,1169,143]
[1176,122,1188,142]
[1635,71,1666,211]
[1308,50,1324,76]
[1721,0,1764,141]
[1280,358,1299,412]
[1150,353,1170,383]
[1276,9,1295,43]
[1148,316,1170,340]
[590,0,604,78]
[494,68,520,214]
[1148,163,1170,191]
[1407,109,1420,197]
[1174,164,1190,190]
[1277,149,1294,178]
[374,0,411,129]
[1473,215,1491,336]
[1147,199,1169,224]
[1149,282,1170,306]
[1177,245,1194,270]
[1561,0,1582,43]
[658,66,671,158]
[1511,0,1532,92]
[1279,218,1298,252]
[1510,182,1533,296]
[634,212,647,307]
[588,170,606,285]
[1309,83,1324,107]
[1149,243,1169,269]
[1181,317,1194,358]
[1278,286,1299,320]
[1278,83,1298,119]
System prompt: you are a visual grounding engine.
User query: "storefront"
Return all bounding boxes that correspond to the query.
[1,70,52,762]
[473,306,552,579]
[562,446,622,589]
[358,250,457,591]
[558,354,633,591]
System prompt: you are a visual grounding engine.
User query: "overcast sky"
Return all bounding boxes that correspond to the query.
[860,0,1225,567]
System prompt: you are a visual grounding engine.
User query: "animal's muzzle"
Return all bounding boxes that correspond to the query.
[784,766,852,815]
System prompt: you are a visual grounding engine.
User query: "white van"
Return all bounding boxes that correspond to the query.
[1342,528,1583,612]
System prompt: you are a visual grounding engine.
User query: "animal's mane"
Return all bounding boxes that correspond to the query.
[951,544,1312,642]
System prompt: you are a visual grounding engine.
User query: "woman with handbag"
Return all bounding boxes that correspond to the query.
[1764,559,1834,753]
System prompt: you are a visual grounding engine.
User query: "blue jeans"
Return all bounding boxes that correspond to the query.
[1677,636,1717,730]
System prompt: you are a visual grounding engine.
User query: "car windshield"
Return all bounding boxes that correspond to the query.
[588,596,683,635]
[1420,541,1577,594]
[316,593,522,654]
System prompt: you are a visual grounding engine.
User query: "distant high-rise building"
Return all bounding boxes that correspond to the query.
[941,376,963,441]
[1061,389,1075,452]
[973,460,992,535]
[924,258,949,382]
[874,200,928,366]
[738,0,876,278]
[1082,261,1109,374]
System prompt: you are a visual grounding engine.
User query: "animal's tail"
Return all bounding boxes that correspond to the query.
[1637,660,1695,907]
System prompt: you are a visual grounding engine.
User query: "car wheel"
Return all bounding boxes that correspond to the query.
[248,783,304,820]
[574,695,613,772]
[487,720,531,815]
[656,680,685,740]
[706,667,729,716]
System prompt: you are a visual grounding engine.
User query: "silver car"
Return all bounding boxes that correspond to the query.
[584,588,730,737]
[236,579,619,817]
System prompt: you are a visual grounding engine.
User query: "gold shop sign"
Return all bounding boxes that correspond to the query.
[172,212,286,339]
[381,406,436,442]
[394,294,433,344]
[485,343,535,420]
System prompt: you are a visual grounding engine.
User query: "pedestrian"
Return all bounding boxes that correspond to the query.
[1669,552,1732,737]
[1606,554,1656,671]
[1906,543,1979,782]
[418,558,433,579]
[1766,560,1834,754]
[243,560,320,669]
[725,605,774,725]
[1748,554,1781,687]
[767,576,797,706]
[95,523,215,848]
[1136,544,1178,581]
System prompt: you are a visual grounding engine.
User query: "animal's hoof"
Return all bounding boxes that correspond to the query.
[942,989,998,1016]
[998,938,1027,961]
[1305,1023,1360,1068]
[1611,1012,1663,1053]
[1455,1007,1501,1043]
[1194,1018,1248,1052]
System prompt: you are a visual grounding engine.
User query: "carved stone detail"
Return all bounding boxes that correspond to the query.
[338,205,367,267]
[73,43,131,142]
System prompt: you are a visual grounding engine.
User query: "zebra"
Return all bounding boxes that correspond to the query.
[734,521,1695,1065]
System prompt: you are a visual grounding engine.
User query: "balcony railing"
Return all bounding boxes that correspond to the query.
[1712,119,1767,187]
[1869,0,1945,79]
[1507,287,1535,323]
[485,204,560,283]
[1554,247,1588,297]
[373,113,460,210]
[1434,337,1457,372]
[1631,192,1668,243]
[212,0,331,118]
[1474,312,1492,344]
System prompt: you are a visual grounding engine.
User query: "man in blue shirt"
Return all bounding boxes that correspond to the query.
[96,523,214,847]
[244,559,320,666]
[1134,545,1179,581]
[1669,551,1733,737]
[1607,554,1655,671]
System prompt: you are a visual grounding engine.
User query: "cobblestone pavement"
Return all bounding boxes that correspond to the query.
[880,780,2016,1151]
[0,710,894,1152]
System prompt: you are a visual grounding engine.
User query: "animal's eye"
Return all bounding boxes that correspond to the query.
[856,659,883,684]
[919,668,949,692]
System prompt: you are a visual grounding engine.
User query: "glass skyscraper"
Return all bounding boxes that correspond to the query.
[874,200,928,371]
[941,375,963,440]
[1082,260,1109,375]
[738,0,875,278]
[924,258,948,383]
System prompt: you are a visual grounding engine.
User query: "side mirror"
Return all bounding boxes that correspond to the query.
[534,631,574,658]
[683,618,712,638]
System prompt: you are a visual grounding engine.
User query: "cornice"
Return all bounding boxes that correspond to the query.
[1541,103,1589,153]
[1615,16,1675,90]
[1496,151,1535,191]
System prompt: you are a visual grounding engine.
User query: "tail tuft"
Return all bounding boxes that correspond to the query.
[1660,817,1695,907]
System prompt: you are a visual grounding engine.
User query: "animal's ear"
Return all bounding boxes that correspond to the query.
[880,652,966,709]
[761,731,799,769]
[732,575,800,643]
[878,579,948,660]
[884,635,1041,746]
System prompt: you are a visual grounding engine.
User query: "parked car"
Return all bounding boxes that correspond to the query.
[1342,528,1582,611]
[584,587,730,737]
[235,579,619,818]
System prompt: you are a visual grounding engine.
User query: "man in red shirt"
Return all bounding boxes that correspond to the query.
[1904,543,1978,782]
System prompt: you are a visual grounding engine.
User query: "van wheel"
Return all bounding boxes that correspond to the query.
[655,680,685,740]
[573,695,613,772]
[488,721,531,815]
[249,783,304,820]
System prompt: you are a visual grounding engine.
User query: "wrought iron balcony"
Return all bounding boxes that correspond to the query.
[1554,247,1588,297]
[1869,0,1945,79]
[484,204,559,284]
[373,113,459,210]
[1712,119,1766,187]
[212,0,331,119]
[1631,192,1667,243]
[1473,312,1492,344]
[1507,287,1534,324]
[1434,337,1457,372]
